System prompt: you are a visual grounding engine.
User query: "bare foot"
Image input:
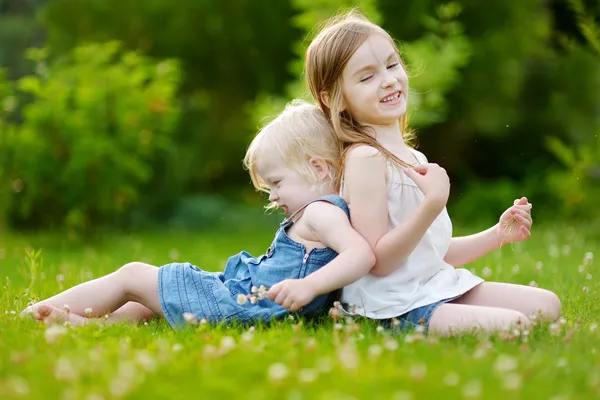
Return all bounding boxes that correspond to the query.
[36,304,88,326]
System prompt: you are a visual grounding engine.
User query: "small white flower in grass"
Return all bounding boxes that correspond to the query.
[586,273,593,280]
[241,331,253,342]
[334,323,343,331]
[8,376,29,396]
[315,357,333,373]
[221,336,236,352]
[391,391,413,400]
[199,318,208,325]
[172,343,183,352]
[558,317,567,326]
[368,344,382,358]
[502,373,522,391]
[183,312,197,324]
[376,326,385,333]
[590,323,598,332]
[443,372,459,386]
[415,325,425,334]
[288,315,295,321]
[528,281,538,288]
[168,248,179,260]
[550,322,561,335]
[54,357,78,381]
[481,267,492,278]
[237,294,248,305]
[556,358,567,368]
[404,334,415,344]
[84,308,92,317]
[384,339,399,351]
[337,343,359,370]
[583,286,589,292]
[251,286,258,293]
[250,297,258,305]
[409,363,427,380]
[298,368,318,383]
[202,345,218,358]
[512,264,520,274]
[135,350,157,373]
[462,380,482,398]
[391,318,400,327]
[10,310,15,315]
[268,363,289,382]
[45,324,68,344]
[56,274,65,282]
[584,252,594,265]
[494,354,518,373]
[535,261,543,271]
[579,265,586,273]
[549,245,560,258]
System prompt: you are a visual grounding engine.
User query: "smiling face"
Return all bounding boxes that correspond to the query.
[341,33,409,126]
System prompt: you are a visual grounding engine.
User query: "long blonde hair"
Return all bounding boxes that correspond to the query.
[305,9,415,187]
[243,100,340,208]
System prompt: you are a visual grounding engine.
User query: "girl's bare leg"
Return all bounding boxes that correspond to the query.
[23,262,163,325]
[453,282,561,322]
[429,303,531,336]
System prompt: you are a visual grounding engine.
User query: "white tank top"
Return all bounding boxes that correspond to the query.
[340,148,484,319]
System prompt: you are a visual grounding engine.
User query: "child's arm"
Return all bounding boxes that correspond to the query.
[267,201,375,312]
[344,146,449,277]
[444,197,533,267]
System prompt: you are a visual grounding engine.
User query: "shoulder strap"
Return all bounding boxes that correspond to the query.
[285,195,351,225]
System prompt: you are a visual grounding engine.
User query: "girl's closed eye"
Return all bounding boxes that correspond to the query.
[387,62,399,69]
[360,75,374,83]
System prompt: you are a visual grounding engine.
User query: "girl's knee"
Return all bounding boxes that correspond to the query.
[533,289,562,322]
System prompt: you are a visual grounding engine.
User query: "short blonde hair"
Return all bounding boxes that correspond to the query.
[244,99,340,196]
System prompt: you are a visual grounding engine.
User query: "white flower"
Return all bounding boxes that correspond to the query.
[268,363,289,381]
[220,336,236,352]
[443,372,460,386]
[494,354,518,373]
[368,345,382,358]
[44,324,68,344]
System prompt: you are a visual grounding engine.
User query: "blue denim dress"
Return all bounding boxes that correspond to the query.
[158,195,350,329]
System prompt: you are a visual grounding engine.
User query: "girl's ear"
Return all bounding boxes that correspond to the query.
[310,158,330,181]
[320,91,330,108]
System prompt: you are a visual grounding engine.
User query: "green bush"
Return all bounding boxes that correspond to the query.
[0,41,181,233]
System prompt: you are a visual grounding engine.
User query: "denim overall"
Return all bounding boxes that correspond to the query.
[158,195,350,329]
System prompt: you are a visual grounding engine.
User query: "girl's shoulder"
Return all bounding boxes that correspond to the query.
[345,144,384,159]
[409,147,429,164]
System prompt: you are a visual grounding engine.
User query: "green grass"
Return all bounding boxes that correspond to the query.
[0,223,599,400]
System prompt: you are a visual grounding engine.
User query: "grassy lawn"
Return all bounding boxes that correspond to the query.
[0,222,599,400]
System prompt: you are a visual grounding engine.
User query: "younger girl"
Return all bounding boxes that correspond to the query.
[305,10,561,335]
[23,101,375,329]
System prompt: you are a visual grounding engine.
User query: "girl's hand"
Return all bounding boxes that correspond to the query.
[404,163,450,210]
[267,279,317,312]
[497,197,533,245]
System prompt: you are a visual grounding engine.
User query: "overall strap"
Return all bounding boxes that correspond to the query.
[284,194,350,226]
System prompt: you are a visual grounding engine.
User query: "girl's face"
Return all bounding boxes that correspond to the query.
[257,154,326,215]
[341,33,409,126]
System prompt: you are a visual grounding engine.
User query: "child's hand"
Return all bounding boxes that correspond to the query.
[267,279,317,312]
[404,163,450,210]
[497,197,533,245]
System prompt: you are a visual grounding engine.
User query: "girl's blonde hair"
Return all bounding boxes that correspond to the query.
[305,9,415,184]
[243,99,340,201]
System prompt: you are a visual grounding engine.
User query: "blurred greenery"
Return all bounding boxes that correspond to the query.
[0,0,598,233]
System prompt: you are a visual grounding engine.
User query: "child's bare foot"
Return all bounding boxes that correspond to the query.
[36,304,88,326]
